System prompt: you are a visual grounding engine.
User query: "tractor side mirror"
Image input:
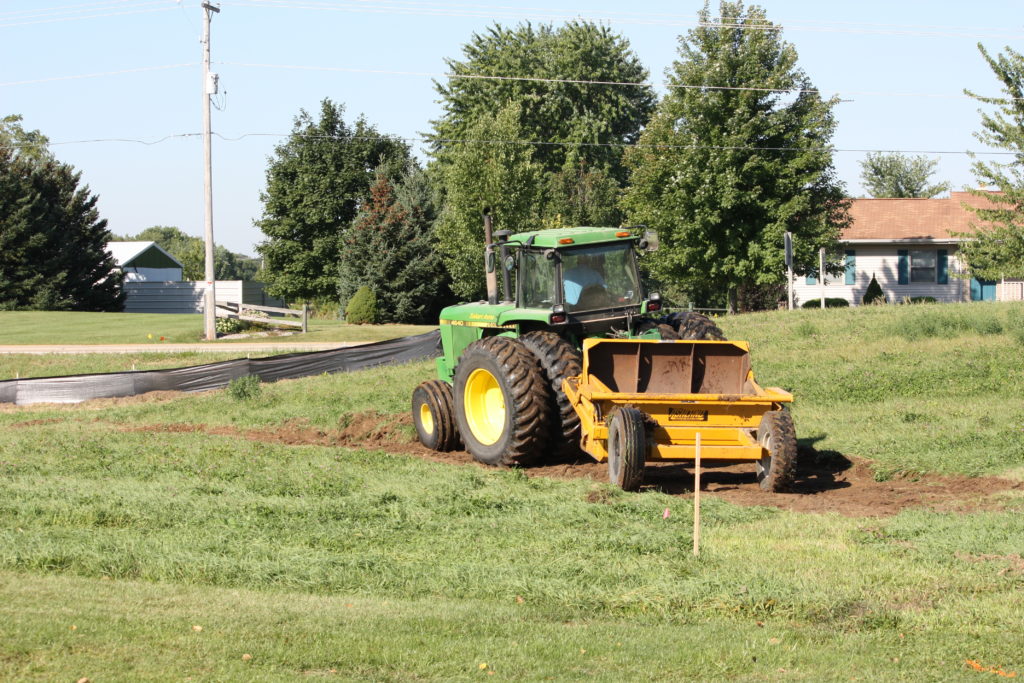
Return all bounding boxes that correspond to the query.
[641,230,660,252]
[486,250,496,273]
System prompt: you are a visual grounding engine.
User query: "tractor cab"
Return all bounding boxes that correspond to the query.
[504,227,661,335]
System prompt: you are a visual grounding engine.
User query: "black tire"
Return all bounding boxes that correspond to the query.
[607,407,647,491]
[663,312,726,340]
[453,336,551,466]
[520,331,583,459]
[637,320,681,340]
[411,379,461,452]
[756,409,797,492]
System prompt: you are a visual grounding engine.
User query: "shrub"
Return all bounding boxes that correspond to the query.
[345,286,378,324]
[801,298,850,309]
[226,375,261,401]
[905,297,937,304]
[862,275,886,305]
[215,317,245,335]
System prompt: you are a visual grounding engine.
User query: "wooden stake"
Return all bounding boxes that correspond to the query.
[693,432,701,556]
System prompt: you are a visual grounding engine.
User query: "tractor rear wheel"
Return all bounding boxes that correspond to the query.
[756,409,797,492]
[520,331,583,458]
[637,320,680,340]
[607,407,647,491]
[411,379,461,452]
[664,312,726,340]
[453,336,550,466]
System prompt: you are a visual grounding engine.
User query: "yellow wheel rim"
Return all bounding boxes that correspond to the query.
[464,368,505,446]
[419,402,434,435]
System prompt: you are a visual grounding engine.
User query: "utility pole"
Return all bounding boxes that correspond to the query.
[201,2,220,340]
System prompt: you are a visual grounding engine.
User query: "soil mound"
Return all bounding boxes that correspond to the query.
[66,411,1024,517]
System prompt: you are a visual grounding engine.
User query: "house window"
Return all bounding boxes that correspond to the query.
[910,250,936,283]
[898,249,949,285]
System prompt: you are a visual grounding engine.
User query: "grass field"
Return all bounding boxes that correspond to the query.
[0,311,434,345]
[1,302,1022,680]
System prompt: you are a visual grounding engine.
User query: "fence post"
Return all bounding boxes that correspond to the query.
[302,303,308,334]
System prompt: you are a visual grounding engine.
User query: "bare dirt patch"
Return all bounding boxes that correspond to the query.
[96,411,1024,517]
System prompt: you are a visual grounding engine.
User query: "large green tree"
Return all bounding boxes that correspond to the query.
[0,146,123,311]
[859,152,950,198]
[117,226,259,281]
[338,164,452,323]
[434,103,544,299]
[255,99,410,302]
[430,21,655,226]
[622,1,849,311]
[958,44,1024,280]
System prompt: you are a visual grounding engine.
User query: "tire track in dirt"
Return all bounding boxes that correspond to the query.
[98,411,1023,518]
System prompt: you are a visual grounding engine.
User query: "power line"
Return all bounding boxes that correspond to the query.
[0,63,198,88]
[39,130,1018,156]
[0,0,163,19]
[219,61,1023,102]
[0,2,176,28]
[7,58,1015,104]
[222,0,1024,39]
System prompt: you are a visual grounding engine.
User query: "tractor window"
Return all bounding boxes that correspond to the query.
[519,250,556,308]
[562,244,642,311]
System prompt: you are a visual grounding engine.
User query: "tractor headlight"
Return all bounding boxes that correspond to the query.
[550,304,567,324]
[648,292,662,312]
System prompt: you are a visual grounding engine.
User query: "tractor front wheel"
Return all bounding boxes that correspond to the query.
[412,379,461,452]
[607,408,647,491]
[453,336,550,466]
[756,409,798,492]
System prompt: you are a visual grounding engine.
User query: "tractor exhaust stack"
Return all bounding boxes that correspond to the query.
[483,209,498,305]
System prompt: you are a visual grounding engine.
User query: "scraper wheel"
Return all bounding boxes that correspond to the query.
[608,407,646,492]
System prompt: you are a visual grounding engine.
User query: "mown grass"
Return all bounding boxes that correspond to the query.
[0,311,434,345]
[1,417,1022,680]
[1,302,1023,679]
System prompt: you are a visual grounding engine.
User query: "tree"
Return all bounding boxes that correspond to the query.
[622,1,849,311]
[255,99,410,302]
[118,225,260,281]
[859,152,950,198]
[958,44,1024,280]
[430,21,655,226]
[0,115,52,165]
[434,103,544,299]
[338,164,453,323]
[0,147,123,311]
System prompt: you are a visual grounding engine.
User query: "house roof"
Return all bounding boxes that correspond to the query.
[844,191,1002,242]
[106,241,183,269]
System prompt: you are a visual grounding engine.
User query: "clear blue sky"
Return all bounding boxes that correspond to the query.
[2,0,1022,255]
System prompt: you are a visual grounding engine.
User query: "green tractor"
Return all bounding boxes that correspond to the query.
[411,220,800,491]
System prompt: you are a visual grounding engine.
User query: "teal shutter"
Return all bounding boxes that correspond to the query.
[937,249,948,284]
[806,274,817,285]
[844,250,856,285]
[897,250,909,285]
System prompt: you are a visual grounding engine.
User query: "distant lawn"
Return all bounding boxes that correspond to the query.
[0,311,435,345]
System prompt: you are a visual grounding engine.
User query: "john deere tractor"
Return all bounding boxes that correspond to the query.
[411,222,797,492]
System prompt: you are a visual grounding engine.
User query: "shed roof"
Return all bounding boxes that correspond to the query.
[107,241,182,269]
[844,191,1002,242]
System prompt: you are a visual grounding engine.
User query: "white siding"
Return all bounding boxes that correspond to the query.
[122,267,183,282]
[123,281,284,314]
[792,246,969,307]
